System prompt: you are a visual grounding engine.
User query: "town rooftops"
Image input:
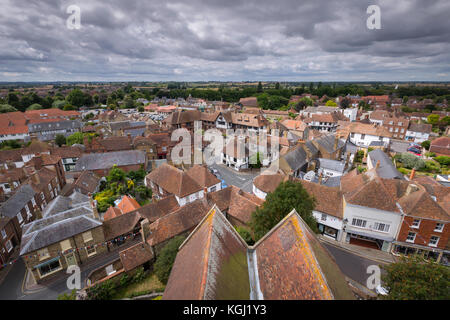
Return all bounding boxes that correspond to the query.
[102,210,141,241]
[186,165,221,189]
[253,173,287,194]
[73,150,146,171]
[147,198,211,247]
[318,158,345,174]
[163,206,354,300]
[145,163,203,198]
[206,186,264,224]
[346,122,393,137]
[0,184,35,218]
[300,180,344,219]
[73,171,101,193]
[134,195,180,223]
[239,97,258,107]
[103,195,141,221]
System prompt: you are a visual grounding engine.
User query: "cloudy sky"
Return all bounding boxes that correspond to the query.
[1,0,449,82]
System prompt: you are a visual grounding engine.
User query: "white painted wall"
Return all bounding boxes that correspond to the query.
[312,210,343,241]
[350,133,390,148]
[252,184,267,200]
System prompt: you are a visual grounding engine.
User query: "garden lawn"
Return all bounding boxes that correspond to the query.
[111,273,165,299]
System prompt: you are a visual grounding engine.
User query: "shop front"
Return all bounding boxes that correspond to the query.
[345,229,393,252]
[392,242,444,263]
[318,223,339,240]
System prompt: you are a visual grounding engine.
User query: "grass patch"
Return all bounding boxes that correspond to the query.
[111,273,165,299]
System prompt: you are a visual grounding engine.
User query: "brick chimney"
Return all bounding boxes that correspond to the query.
[375,160,380,170]
[318,172,323,185]
[88,193,100,220]
[140,218,151,242]
[409,168,416,181]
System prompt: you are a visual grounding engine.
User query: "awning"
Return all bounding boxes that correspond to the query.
[33,256,60,270]
[347,229,394,242]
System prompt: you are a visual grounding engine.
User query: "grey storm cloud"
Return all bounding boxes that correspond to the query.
[0,0,449,81]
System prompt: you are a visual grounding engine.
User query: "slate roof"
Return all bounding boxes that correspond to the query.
[408,123,432,133]
[145,163,203,197]
[102,210,141,240]
[368,149,403,179]
[28,120,82,133]
[50,146,83,158]
[280,145,308,173]
[20,197,99,255]
[41,191,90,218]
[314,134,345,154]
[73,150,146,171]
[318,158,345,173]
[0,184,35,218]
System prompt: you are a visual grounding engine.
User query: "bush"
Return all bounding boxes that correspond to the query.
[434,156,450,166]
[399,152,425,170]
[86,279,117,300]
[120,273,131,287]
[57,289,77,300]
[425,160,441,173]
[133,267,146,283]
[425,152,436,158]
[154,235,186,285]
[235,226,254,246]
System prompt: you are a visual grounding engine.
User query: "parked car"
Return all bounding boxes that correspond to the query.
[407,147,421,156]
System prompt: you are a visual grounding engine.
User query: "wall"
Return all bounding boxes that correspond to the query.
[397,216,449,250]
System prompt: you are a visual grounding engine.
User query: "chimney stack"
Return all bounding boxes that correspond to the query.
[88,193,100,220]
[140,218,151,242]
[375,160,380,170]
[318,172,323,185]
[334,136,338,151]
[409,168,416,181]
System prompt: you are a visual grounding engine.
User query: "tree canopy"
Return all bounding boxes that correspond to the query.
[250,180,317,241]
[382,255,450,300]
[154,235,186,285]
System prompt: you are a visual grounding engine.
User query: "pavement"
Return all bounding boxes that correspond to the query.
[209,162,260,193]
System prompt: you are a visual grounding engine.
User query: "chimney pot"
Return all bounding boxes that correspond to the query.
[409,168,416,180]
[375,160,380,169]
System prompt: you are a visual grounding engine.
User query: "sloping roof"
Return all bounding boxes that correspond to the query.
[20,203,99,255]
[318,158,345,173]
[102,210,141,240]
[408,123,432,133]
[163,205,250,300]
[368,149,403,179]
[300,181,343,219]
[73,171,101,193]
[103,207,123,221]
[117,195,141,214]
[239,97,258,107]
[186,165,221,189]
[398,187,450,221]
[280,145,308,173]
[73,150,146,171]
[119,242,154,272]
[0,184,36,218]
[164,207,354,300]
[253,173,287,194]
[50,146,83,158]
[134,195,180,223]
[253,209,354,300]
[147,198,210,247]
[206,186,264,224]
[145,163,203,197]
[313,134,345,154]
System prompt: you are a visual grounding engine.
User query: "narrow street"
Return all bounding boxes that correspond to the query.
[208,162,260,193]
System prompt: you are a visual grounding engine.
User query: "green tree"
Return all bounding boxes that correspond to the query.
[26,103,42,111]
[257,81,263,93]
[6,92,20,108]
[106,165,126,183]
[427,114,440,125]
[0,104,18,113]
[250,181,317,241]
[381,255,450,300]
[235,226,254,245]
[66,132,85,145]
[52,99,66,109]
[325,100,337,107]
[55,134,66,147]
[67,89,86,108]
[154,235,186,285]
[421,140,430,150]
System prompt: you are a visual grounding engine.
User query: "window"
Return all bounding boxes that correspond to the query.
[351,218,367,228]
[210,186,217,192]
[82,231,93,243]
[16,213,23,224]
[321,214,327,221]
[412,219,420,228]
[38,248,50,261]
[429,236,439,247]
[398,122,403,126]
[48,184,52,191]
[373,222,390,233]
[434,223,444,232]
[1,229,6,239]
[40,192,45,200]
[31,198,36,207]
[360,134,365,140]
[86,246,97,257]
[5,240,13,252]
[38,259,61,277]
[406,232,416,243]
[389,121,393,125]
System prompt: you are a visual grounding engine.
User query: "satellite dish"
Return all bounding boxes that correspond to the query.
[303,170,316,182]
